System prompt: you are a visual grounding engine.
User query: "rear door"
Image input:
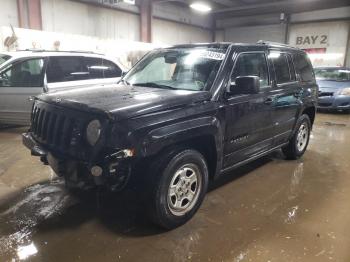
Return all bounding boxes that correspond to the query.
[0,57,46,125]
[268,50,301,145]
[223,49,275,168]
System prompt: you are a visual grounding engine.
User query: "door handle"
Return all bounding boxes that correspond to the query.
[28,96,34,101]
[264,97,274,105]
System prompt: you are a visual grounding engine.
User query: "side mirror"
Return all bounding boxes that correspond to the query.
[229,76,260,95]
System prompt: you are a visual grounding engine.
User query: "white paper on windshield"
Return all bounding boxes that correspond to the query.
[200,51,226,60]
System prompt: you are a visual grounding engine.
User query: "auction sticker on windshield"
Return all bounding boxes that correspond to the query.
[200,51,226,60]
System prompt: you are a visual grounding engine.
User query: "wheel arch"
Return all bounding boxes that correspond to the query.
[302,106,316,127]
[141,116,223,180]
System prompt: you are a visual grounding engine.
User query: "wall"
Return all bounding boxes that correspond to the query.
[289,21,349,67]
[152,19,212,45]
[41,0,140,41]
[222,24,286,43]
[217,7,350,67]
[0,0,18,28]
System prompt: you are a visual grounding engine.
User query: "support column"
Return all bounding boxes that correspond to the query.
[140,0,152,43]
[28,0,42,30]
[17,0,42,30]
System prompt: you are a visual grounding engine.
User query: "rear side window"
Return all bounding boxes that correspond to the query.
[287,54,296,81]
[269,53,291,84]
[293,53,314,82]
[85,58,122,79]
[231,52,269,87]
[46,56,89,83]
[0,58,44,87]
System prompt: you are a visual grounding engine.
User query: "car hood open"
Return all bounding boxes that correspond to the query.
[38,83,211,121]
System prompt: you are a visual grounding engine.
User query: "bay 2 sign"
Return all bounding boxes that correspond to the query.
[295,34,328,49]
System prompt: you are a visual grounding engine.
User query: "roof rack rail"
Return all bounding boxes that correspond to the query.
[257,40,295,48]
[17,49,104,55]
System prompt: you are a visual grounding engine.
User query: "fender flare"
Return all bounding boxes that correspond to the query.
[140,116,224,175]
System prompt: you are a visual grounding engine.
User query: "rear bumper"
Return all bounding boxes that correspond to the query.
[22,132,133,191]
[317,95,350,110]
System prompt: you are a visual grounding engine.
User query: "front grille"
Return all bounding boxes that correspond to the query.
[31,101,88,157]
[318,92,333,97]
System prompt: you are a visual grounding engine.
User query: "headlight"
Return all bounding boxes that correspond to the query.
[86,120,101,146]
[339,88,350,96]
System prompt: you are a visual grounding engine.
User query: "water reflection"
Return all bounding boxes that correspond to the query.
[0,179,72,260]
[17,242,37,260]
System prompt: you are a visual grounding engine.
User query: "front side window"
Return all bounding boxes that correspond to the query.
[0,58,44,87]
[123,47,228,91]
[231,52,269,88]
[47,56,89,83]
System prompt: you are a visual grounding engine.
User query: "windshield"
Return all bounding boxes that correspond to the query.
[0,54,11,66]
[123,47,228,91]
[314,68,350,81]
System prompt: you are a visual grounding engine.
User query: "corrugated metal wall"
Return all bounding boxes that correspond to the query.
[223,24,286,43]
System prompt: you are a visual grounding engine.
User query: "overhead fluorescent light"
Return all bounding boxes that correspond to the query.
[190,2,212,13]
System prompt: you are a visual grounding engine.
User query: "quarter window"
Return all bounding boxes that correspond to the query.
[231,53,269,88]
[85,58,122,79]
[0,58,44,87]
[293,53,314,82]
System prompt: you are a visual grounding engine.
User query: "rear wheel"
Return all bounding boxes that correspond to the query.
[282,114,311,160]
[148,148,208,229]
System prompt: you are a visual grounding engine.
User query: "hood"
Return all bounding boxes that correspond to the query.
[317,80,350,90]
[38,83,211,121]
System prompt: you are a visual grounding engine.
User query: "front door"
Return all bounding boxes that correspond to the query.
[223,51,274,169]
[0,58,46,125]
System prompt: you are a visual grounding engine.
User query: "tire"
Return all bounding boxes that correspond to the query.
[148,148,209,229]
[282,114,311,160]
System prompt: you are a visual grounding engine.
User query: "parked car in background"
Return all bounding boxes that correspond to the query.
[0,50,126,125]
[315,67,350,113]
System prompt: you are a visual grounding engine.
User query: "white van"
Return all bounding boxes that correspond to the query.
[0,50,126,125]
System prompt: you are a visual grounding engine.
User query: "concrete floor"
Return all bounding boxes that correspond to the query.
[0,112,349,262]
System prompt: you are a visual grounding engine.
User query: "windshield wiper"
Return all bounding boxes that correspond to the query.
[119,79,130,85]
[132,82,176,90]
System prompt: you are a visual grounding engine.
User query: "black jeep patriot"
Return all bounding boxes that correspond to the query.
[23,42,317,229]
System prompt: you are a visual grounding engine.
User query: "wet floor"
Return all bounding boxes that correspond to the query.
[0,112,350,262]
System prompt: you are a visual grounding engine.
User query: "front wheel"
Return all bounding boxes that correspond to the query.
[148,149,209,229]
[282,114,311,160]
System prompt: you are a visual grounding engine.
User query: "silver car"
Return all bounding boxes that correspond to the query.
[0,50,127,125]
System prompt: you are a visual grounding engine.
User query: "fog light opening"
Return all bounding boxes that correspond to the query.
[91,165,103,177]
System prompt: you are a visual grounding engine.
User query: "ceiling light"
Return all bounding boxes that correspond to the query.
[190,2,212,13]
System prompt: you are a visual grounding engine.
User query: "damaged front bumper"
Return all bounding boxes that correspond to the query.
[22,132,133,191]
